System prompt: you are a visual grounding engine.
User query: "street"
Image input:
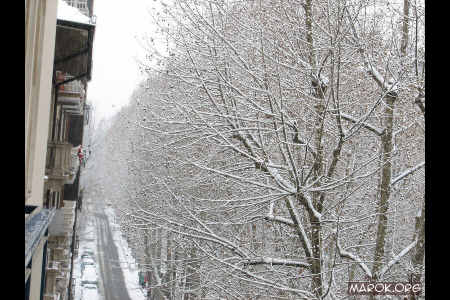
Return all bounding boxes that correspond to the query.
[77,197,133,300]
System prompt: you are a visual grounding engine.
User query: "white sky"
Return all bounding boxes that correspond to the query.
[87,0,157,127]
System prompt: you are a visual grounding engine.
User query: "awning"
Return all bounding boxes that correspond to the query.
[54,0,96,82]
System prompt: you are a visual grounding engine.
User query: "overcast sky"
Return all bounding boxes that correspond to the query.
[88,0,157,127]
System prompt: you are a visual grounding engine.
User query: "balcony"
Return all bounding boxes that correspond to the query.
[46,142,77,186]
[25,206,56,267]
[46,261,60,274]
[44,260,61,297]
[57,73,85,101]
[56,72,85,116]
[43,293,60,300]
[49,235,71,250]
[62,104,84,116]
[56,275,69,294]
[48,202,76,238]
[50,247,69,264]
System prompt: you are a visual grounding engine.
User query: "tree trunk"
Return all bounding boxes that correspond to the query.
[304,0,325,296]
[410,199,425,300]
[372,92,395,278]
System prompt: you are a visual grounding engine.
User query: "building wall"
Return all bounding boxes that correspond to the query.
[25,0,58,207]
[26,1,95,299]
[25,2,58,300]
[28,239,46,300]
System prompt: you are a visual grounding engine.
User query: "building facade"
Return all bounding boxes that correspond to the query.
[25,1,95,300]
[26,1,59,300]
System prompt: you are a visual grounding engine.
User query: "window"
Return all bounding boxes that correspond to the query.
[51,191,56,208]
[44,190,50,208]
[77,0,87,9]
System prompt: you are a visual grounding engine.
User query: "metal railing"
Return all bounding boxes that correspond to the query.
[46,142,73,179]
[59,78,84,95]
[56,72,85,100]
[25,206,56,267]
[47,261,60,272]
[57,73,85,116]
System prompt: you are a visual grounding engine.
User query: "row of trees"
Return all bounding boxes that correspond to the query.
[88,0,425,299]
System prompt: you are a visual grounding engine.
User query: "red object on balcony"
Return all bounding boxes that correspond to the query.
[57,71,65,91]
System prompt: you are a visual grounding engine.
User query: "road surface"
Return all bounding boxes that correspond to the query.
[79,197,134,300]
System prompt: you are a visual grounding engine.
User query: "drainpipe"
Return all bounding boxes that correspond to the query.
[39,236,48,300]
[51,84,59,142]
[67,204,78,300]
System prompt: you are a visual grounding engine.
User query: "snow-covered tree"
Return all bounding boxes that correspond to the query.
[89,0,425,299]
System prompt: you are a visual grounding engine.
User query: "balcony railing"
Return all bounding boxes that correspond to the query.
[61,103,84,116]
[56,72,85,115]
[59,78,83,94]
[43,293,60,300]
[46,261,60,273]
[48,203,76,237]
[46,142,76,185]
[56,72,84,97]
[25,206,56,267]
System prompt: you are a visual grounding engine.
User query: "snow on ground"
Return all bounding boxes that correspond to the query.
[104,206,146,300]
[73,200,102,300]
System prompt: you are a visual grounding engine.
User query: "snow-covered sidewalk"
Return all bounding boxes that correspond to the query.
[73,204,99,300]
